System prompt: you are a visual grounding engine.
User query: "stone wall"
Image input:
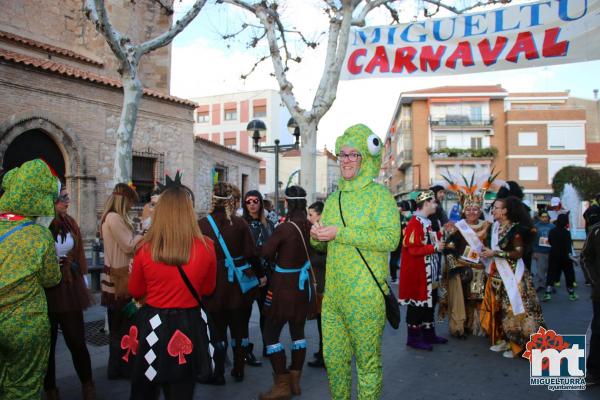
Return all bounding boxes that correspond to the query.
[0,61,194,242]
[193,138,260,215]
[0,0,172,91]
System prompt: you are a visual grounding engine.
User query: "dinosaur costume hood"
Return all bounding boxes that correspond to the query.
[0,159,59,217]
[335,124,382,192]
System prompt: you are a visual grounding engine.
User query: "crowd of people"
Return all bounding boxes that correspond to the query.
[0,122,598,400]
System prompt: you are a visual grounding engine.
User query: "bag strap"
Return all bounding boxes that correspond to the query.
[288,221,317,288]
[0,221,35,243]
[338,192,387,298]
[176,264,203,307]
[206,215,234,262]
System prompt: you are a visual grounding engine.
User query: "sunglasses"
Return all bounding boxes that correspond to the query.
[245,198,260,205]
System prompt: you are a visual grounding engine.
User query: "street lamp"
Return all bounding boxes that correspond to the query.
[247,117,300,215]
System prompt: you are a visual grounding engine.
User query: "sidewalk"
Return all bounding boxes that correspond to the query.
[54,269,599,399]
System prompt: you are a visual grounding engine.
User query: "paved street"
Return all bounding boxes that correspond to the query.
[54,268,598,399]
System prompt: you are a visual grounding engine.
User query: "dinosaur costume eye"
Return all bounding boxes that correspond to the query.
[367,134,381,156]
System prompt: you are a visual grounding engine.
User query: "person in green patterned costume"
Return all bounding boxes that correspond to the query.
[310,124,399,400]
[0,159,62,400]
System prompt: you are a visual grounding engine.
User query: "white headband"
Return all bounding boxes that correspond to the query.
[213,194,232,200]
[285,195,306,200]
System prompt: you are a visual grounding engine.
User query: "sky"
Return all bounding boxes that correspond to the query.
[170,0,600,150]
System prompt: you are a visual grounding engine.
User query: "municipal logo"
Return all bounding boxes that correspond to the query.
[522,327,586,391]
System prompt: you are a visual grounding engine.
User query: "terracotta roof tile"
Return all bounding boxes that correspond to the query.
[0,47,196,107]
[403,85,507,95]
[587,143,600,163]
[0,30,103,66]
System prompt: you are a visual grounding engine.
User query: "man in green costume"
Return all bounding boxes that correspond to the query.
[0,159,62,399]
[311,124,399,399]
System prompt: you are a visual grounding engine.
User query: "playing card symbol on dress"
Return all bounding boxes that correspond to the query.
[121,325,139,362]
[167,329,193,365]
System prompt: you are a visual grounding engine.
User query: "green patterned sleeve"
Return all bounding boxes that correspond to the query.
[40,234,61,288]
[335,187,400,252]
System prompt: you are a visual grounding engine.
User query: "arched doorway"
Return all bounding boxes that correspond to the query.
[2,129,66,180]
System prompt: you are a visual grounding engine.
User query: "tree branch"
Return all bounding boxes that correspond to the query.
[139,0,208,55]
[84,0,128,63]
[352,0,399,27]
[153,0,174,15]
[423,0,510,15]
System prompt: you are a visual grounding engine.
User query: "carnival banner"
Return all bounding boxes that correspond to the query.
[340,0,600,80]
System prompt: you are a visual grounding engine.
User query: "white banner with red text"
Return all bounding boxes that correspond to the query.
[340,0,600,80]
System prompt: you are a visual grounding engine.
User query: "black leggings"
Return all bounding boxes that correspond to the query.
[546,256,575,290]
[44,310,92,390]
[263,318,306,373]
[406,289,438,327]
[130,379,195,400]
[210,307,251,345]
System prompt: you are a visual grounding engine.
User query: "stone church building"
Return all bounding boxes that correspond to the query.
[0,0,260,244]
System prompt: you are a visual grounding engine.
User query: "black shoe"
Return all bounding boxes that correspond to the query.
[245,343,262,367]
[230,369,244,382]
[307,357,325,368]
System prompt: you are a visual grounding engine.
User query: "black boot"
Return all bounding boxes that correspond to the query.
[245,342,262,367]
[231,344,246,382]
[307,353,325,368]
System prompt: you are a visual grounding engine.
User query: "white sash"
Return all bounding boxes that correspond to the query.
[455,219,492,270]
[491,222,525,315]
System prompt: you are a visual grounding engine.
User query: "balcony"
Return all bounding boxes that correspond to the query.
[428,146,498,160]
[396,149,412,170]
[429,115,494,129]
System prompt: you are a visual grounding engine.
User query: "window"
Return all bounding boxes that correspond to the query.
[132,154,160,204]
[214,165,228,182]
[519,166,538,181]
[224,137,237,148]
[469,105,483,122]
[196,111,209,123]
[470,137,483,149]
[224,109,237,121]
[253,105,267,118]
[434,137,447,149]
[518,132,538,146]
[548,124,585,150]
[259,168,266,185]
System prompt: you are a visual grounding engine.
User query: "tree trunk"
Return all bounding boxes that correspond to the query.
[299,120,319,203]
[113,73,143,185]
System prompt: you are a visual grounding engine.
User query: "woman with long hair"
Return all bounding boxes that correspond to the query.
[259,185,316,399]
[126,185,217,399]
[242,190,274,364]
[44,186,95,399]
[198,182,264,384]
[100,183,143,379]
[480,196,545,359]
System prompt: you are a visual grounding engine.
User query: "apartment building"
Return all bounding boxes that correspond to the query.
[382,85,508,196]
[383,86,589,207]
[504,92,587,204]
[190,89,293,196]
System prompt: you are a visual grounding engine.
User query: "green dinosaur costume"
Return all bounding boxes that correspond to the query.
[0,159,62,400]
[311,124,399,399]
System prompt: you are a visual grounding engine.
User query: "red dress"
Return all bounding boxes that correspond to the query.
[398,215,437,307]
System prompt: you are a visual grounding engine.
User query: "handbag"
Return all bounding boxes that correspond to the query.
[206,215,259,293]
[338,192,401,329]
[288,221,321,318]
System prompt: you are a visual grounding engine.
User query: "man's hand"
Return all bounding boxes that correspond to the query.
[310,225,338,242]
[259,276,267,287]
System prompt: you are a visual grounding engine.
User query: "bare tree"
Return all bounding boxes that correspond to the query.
[219,0,506,201]
[84,0,208,184]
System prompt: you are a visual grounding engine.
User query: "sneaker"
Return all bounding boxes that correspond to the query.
[542,293,552,302]
[554,281,561,288]
[573,282,578,288]
[569,292,579,301]
[490,340,509,352]
[390,278,398,283]
[502,350,515,358]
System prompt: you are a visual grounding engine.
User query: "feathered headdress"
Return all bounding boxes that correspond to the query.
[155,170,194,202]
[441,167,503,210]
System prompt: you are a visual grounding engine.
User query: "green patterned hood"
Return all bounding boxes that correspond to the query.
[0,159,59,217]
[335,124,382,192]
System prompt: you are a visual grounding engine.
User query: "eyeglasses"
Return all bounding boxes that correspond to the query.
[245,198,260,205]
[337,152,362,162]
[57,194,70,203]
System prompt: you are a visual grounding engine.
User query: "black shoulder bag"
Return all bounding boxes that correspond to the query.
[338,192,400,329]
